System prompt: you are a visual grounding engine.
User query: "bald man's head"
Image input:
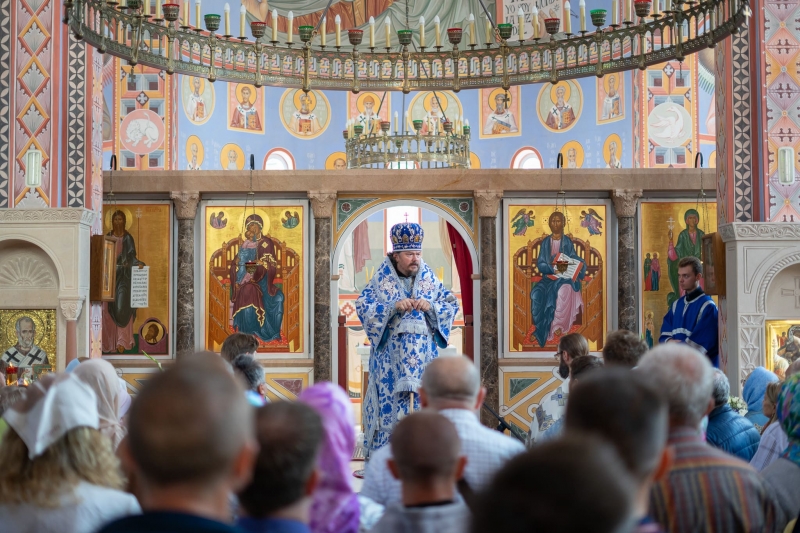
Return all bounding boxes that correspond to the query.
[390,411,462,484]
[127,352,254,487]
[421,355,481,408]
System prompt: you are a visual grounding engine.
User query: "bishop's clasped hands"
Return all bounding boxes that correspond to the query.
[395,298,431,313]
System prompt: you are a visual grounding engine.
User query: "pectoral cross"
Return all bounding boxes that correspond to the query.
[781,277,800,308]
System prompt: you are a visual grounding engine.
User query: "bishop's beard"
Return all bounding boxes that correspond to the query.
[558,357,570,380]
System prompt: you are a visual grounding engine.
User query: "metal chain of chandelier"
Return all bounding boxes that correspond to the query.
[63,0,749,94]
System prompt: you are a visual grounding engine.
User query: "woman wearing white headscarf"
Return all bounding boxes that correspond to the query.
[0,374,140,533]
[74,359,127,449]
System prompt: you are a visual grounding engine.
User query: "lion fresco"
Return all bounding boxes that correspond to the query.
[125,117,160,148]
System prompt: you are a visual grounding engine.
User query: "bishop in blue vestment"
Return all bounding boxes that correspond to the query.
[659,256,719,366]
[356,222,459,458]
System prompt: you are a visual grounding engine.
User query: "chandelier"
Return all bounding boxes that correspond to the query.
[63,0,749,93]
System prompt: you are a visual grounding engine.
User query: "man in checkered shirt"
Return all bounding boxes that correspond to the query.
[360,355,525,506]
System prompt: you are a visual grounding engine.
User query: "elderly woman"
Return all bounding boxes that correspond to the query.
[73,359,127,449]
[297,382,359,533]
[743,367,780,432]
[750,381,788,472]
[0,374,140,532]
[761,374,800,531]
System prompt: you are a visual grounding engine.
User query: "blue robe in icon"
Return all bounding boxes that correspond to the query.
[356,257,459,457]
[230,236,285,343]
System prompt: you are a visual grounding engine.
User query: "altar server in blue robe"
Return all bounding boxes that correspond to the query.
[356,222,459,458]
[660,256,719,367]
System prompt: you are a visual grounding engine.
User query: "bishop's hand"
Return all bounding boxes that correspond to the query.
[413,299,432,312]
[395,298,416,313]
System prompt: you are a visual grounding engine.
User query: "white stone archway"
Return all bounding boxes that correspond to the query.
[329,199,480,385]
[721,222,800,393]
[0,209,94,370]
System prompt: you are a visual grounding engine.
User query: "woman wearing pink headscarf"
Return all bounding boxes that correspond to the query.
[73,359,127,449]
[298,382,359,533]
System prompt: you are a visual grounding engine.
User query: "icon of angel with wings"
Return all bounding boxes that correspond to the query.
[511,208,536,236]
[580,208,603,236]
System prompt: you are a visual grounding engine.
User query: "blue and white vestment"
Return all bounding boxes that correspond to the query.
[660,286,719,367]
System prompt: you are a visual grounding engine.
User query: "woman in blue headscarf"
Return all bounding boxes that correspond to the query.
[743,367,780,432]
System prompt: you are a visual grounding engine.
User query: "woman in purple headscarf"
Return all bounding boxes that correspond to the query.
[298,382,359,533]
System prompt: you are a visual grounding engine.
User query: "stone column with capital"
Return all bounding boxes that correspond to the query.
[475,190,502,428]
[612,189,642,332]
[60,299,84,366]
[309,191,337,383]
[171,191,200,357]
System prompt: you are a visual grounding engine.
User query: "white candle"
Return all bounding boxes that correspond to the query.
[287,11,293,43]
[272,9,278,41]
[195,0,200,28]
[469,13,475,45]
[224,3,230,35]
[434,15,441,46]
[394,111,399,133]
[155,0,160,19]
[579,0,586,31]
[419,16,426,47]
[612,0,619,24]
[239,4,246,37]
[184,0,190,26]
[321,16,326,45]
[144,0,150,17]
[624,0,631,22]
[335,15,341,46]
[665,0,671,11]
[518,7,525,39]
[564,1,571,33]
[653,0,660,15]
[369,16,375,47]
[384,16,391,47]
[531,5,539,38]
[485,15,492,43]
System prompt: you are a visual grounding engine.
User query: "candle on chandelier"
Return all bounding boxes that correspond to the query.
[240,4,246,37]
[579,0,586,31]
[144,0,150,17]
[624,0,631,22]
[531,5,539,38]
[321,16,326,45]
[419,16,426,47]
[195,0,201,28]
[335,15,341,45]
[564,1,571,33]
[434,15,441,46]
[272,9,278,41]
[384,17,391,47]
[224,3,230,35]
[518,7,525,39]
[612,0,619,24]
[287,11,293,43]
[469,13,476,45]
[184,0,190,26]
[394,111,399,133]
[485,15,492,43]
[369,16,375,47]
[155,0,160,19]
[653,0,660,15]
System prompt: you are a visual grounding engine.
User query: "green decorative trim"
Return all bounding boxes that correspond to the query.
[337,198,377,232]
[509,377,539,401]
[431,197,475,233]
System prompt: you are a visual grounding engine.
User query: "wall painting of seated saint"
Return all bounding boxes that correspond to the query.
[204,205,305,354]
[506,203,607,354]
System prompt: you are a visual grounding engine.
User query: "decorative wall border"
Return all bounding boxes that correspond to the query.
[731,32,753,222]
[0,0,10,208]
[66,35,86,207]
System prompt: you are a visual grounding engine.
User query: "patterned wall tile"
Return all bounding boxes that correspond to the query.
[0,0,10,208]
[66,35,86,207]
[498,363,565,434]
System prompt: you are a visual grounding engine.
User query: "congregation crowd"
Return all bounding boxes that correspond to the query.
[0,329,799,533]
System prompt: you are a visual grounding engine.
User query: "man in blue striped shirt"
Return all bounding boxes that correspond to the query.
[659,256,719,367]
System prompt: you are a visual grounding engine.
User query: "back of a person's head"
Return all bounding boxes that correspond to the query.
[238,402,324,518]
[603,330,648,368]
[788,359,800,377]
[565,368,668,481]
[569,355,604,383]
[221,333,259,363]
[0,386,25,417]
[711,368,731,407]
[391,411,462,484]
[421,355,480,406]
[559,333,589,359]
[232,354,265,392]
[471,434,636,533]
[127,352,253,487]
[636,344,714,427]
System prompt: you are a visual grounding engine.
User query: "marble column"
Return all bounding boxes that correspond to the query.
[475,190,503,428]
[309,191,337,383]
[171,191,200,357]
[611,189,642,332]
[59,299,84,366]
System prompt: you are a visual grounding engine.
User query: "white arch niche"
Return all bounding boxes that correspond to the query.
[329,198,481,385]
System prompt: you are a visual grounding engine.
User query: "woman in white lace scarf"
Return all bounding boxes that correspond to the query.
[74,359,127,449]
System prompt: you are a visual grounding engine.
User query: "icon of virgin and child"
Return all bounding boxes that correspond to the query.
[229,214,285,343]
